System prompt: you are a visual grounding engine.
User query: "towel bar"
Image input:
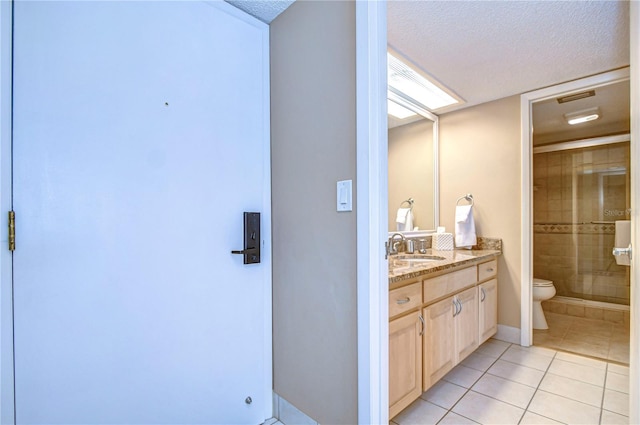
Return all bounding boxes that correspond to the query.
[456,194,474,206]
[400,198,414,209]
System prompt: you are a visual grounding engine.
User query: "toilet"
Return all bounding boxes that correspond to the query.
[532,278,556,330]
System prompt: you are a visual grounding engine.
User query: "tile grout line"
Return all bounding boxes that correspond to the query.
[435,342,511,425]
[598,363,608,424]
[517,348,559,424]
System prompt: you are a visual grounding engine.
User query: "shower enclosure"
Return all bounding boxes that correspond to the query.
[533,141,630,306]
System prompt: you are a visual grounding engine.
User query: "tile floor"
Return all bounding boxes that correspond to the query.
[391,339,629,425]
[533,312,630,364]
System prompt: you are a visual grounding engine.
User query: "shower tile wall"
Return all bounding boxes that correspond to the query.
[533,143,630,305]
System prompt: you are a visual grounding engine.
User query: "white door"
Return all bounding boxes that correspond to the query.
[12,1,271,423]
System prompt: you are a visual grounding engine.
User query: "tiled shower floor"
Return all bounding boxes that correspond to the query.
[533,312,630,364]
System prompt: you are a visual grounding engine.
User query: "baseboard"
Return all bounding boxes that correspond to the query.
[494,324,520,344]
[273,392,318,425]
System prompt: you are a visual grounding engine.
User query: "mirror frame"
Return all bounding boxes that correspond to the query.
[387,92,439,237]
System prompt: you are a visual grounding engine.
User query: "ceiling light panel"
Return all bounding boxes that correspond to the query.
[387,52,459,110]
[564,107,600,125]
[387,99,417,119]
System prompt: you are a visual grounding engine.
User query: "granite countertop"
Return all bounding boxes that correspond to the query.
[389,249,501,284]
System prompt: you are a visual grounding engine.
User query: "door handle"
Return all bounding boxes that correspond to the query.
[612,244,632,260]
[231,212,261,264]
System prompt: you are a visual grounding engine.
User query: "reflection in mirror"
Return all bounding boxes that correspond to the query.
[388,110,437,233]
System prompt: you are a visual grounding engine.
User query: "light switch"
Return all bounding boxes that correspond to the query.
[337,180,352,212]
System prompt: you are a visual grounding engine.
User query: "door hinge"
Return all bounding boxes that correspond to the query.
[8,211,15,251]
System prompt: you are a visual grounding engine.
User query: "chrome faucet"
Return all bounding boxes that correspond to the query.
[388,233,406,255]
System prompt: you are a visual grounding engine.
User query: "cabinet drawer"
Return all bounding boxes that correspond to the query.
[478,259,497,281]
[423,266,477,305]
[389,283,422,318]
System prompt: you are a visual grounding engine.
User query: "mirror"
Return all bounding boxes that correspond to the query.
[388,107,439,234]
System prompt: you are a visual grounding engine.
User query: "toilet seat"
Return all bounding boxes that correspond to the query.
[533,278,553,287]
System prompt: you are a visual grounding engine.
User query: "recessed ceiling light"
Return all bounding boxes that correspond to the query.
[387,52,459,111]
[387,99,417,119]
[564,107,600,125]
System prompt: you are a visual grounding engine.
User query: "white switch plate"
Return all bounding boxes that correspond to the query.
[337,180,352,212]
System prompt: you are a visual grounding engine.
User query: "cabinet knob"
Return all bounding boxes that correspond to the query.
[396,297,411,305]
[419,314,425,336]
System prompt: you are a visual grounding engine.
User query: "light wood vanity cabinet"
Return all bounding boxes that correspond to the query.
[389,310,423,419]
[389,256,499,417]
[423,282,479,390]
[478,259,498,344]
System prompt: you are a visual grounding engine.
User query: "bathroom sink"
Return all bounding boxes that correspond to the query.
[389,255,447,271]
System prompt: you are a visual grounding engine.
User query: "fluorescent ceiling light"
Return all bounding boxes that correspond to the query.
[564,107,600,125]
[387,52,459,110]
[388,99,417,119]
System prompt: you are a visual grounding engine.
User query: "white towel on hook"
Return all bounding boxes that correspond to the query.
[455,205,476,248]
[396,208,413,231]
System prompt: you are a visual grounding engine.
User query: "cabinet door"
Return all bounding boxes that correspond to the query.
[479,279,498,344]
[423,298,455,391]
[389,311,423,419]
[455,287,479,363]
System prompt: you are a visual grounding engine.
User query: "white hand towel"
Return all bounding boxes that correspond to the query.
[396,208,413,232]
[396,208,411,224]
[455,205,476,248]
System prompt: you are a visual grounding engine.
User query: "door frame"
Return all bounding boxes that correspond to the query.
[355,1,388,423]
[519,67,630,347]
[0,2,273,422]
[0,0,15,422]
[629,3,639,422]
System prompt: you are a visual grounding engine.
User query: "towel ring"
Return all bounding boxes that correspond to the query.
[456,194,474,206]
[400,198,414,209]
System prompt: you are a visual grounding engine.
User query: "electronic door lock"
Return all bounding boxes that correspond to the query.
[231,212,260,264]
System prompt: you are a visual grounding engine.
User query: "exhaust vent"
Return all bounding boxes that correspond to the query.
[556,90,596,104]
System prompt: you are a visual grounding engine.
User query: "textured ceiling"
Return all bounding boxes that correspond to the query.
[388,0,630,114]
[228,0,630,137]
[225,0,294,23]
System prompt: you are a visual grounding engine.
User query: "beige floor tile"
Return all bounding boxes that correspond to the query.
[392,398,447,425]
[486,360,545,388]
[451,391,524,425]
[608,363,629,376]
[559,338,611,359]
[603,389,629,416]
[442,364,483,389]
[611,325,630,342]
[460,352,498,372]
[608,344,630,365]
[475,339,511,358]
[548,358,606,386]
[606,371,629,394]
[519,411,563,425]
[527,390,602,424]
[500,346,554,371]
[539,373,603,407]
[533,333,563,350]
[509,344,557,358]
[437,412,479,424]
[600,409,629,425]
[470,374,535,409]
[555,351,607,369]
[420,379,467,410]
